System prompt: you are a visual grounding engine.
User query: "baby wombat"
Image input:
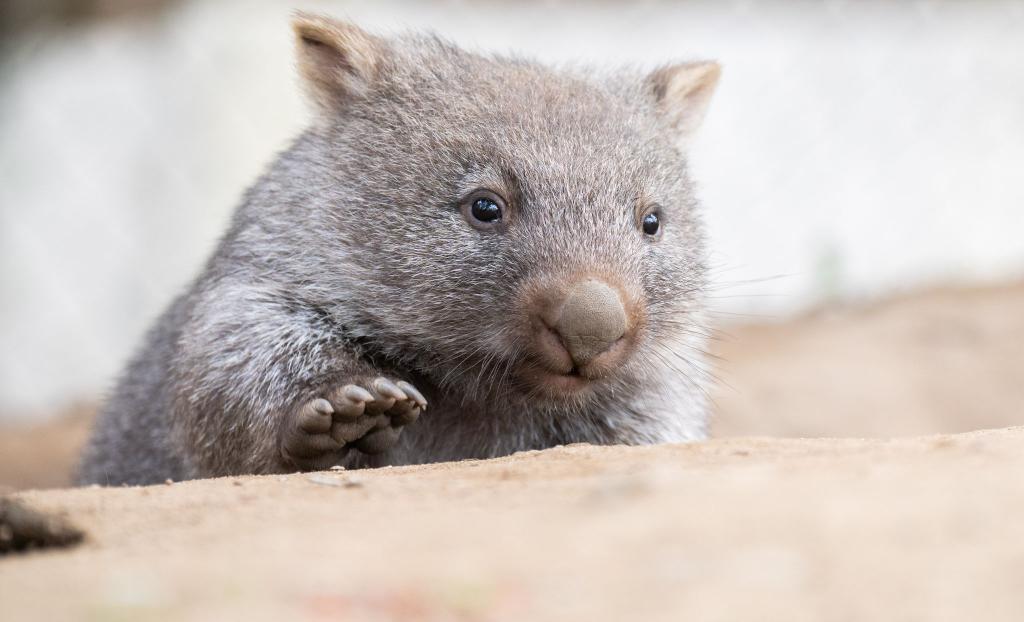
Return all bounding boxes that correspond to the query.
[77,13,720,485]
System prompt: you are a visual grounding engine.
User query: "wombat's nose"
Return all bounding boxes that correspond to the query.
[553,280,628,367]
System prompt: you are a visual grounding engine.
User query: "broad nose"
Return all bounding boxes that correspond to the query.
[553,280,628,367]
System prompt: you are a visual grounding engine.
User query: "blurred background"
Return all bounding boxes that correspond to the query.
[1,0,1022,488]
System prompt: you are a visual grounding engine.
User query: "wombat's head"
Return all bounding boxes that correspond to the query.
[290,14,718,406]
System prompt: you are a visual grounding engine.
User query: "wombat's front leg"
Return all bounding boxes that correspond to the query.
[279,377,427,471]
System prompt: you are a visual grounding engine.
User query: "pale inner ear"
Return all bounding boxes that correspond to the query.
[648,61,721,140]
[298,30,358,77]
[292,13,381,112]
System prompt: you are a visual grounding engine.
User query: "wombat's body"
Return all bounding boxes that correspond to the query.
[77,14,720,486]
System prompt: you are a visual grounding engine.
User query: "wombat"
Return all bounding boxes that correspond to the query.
[77,13,720,485]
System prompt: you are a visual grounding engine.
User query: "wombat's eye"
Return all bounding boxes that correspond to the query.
[642,212,661,237]
[460,190,507,231]
[472,198,501,222]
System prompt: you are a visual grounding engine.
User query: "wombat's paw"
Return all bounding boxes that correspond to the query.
[279,378,427,470]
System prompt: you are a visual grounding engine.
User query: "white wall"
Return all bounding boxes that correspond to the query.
[1,0,1022,416]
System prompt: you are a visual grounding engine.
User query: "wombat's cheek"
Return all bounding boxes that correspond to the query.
[514,274,645,393]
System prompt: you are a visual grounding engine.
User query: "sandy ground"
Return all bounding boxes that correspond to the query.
[1,283,1023,619]
[711,282,1024,437]
[3,428,1024,621]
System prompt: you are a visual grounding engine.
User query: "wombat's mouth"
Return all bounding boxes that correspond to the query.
[519,363,593,394]
[518,334,633,396]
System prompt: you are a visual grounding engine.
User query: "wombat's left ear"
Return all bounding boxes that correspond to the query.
[646,61,721,141]
[292,12,384,114]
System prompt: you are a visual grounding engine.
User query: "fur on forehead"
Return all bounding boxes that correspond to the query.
[292,12,720,145]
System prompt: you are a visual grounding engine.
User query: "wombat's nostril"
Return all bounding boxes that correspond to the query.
[553,280,628,367]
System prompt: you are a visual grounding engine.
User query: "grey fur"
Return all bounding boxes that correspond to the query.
[77,17,719,486]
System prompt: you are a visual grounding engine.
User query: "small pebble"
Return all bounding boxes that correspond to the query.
[164,479,174,485]
[307,474,363,488]
[307,474,342,487]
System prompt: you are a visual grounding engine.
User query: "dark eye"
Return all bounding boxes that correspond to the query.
[461,190,507,231]
[642,212,660,236]
[471,197,502,223]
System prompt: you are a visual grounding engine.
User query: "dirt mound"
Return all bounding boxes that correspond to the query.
[711,282,1024,437]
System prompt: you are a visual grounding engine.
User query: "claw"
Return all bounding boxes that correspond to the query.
[373,378,407,401]
[396,381,427,409]
[311,398,334,415]
[343,385,374,403]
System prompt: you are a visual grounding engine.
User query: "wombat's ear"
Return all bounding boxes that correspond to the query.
[292,12,384,113]
[646,61,721,142]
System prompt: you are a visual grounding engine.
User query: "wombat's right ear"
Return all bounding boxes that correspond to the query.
[646,61,721,145]
[292,13,384,113]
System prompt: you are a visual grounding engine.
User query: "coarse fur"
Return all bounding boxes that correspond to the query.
[77,15,720,486]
